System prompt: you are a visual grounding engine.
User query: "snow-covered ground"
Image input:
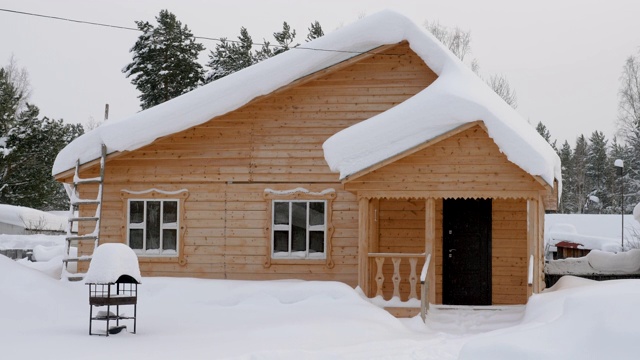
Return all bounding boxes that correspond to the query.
[2,254,640,359]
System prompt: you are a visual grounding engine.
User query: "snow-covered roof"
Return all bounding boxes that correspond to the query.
[53,11,560,189]
[84,243,141,284]
[0,204,66,232]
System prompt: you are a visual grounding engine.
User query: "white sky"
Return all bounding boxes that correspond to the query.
[1,0,639,144]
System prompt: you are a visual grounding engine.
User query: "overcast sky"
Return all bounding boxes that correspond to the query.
[1,0,639,144]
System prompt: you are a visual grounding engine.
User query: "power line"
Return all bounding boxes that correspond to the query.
[0,7,403,56]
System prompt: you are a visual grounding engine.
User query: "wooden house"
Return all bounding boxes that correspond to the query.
[53,11,560,311]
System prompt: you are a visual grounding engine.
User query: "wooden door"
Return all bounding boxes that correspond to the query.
[442,198,491,305]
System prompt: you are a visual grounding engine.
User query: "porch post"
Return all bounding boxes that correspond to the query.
[537,195,546,292]
[425,198,436,302]
[527,198,540,296]
[358,197,371,296]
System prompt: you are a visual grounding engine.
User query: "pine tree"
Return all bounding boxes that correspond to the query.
[206,27,260,82]
[1,63,84,210]
[608,137,630,214]
[0,104,84,210]
[557,140,575,213]
[306,21,324,42]
[272,22,297,56]
[123,10,205,109]
[573,135,589,213]
[206,21,325,82]
[0,68,22,137]
[584,131,609,213]
[535,121,557,151]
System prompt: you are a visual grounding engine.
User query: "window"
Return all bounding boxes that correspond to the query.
[272,201,326,259]
[127,199,179,256]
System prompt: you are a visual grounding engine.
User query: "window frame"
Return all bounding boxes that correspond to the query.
[264,188,335,268]
[271,200,327,260]
[127,198,179,256]
[121,189,189,265]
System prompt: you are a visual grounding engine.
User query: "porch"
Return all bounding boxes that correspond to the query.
[356,197,544,316]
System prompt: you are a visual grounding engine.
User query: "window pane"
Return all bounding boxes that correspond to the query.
[146,201,161,250]
[163,201,178,224]
[130,201,144,224]
[309,231,324,253]
[129,229,143,249]
[309,202,325,226]
[291,202,307,252]
[163,229,177,251]
[274,231,289,253]
[274,202,289,225]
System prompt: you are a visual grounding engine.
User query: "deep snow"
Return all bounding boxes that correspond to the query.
[2,254,640,359]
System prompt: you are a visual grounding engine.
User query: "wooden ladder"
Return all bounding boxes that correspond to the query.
[62,144,106,281]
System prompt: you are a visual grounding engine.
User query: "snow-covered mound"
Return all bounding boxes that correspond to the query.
[84,243,142,284]
[0,204,66,232]
[546,249,640,275]
[459,277,640,360]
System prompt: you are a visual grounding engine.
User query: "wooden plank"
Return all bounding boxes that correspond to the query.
[358,197,370,295]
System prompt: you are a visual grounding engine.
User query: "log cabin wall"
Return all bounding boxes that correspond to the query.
[375,198,426,300]
[67,42,438,282]
[344,125,547,198]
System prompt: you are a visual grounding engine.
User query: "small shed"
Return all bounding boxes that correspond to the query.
[554,241,590,260]
[84,243,141,336]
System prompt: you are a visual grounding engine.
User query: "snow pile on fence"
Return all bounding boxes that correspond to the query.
[545,214,639,252]
[0,234,65,250]
[546,223,621,252]
[546,249,640,275]
[0,204,66,232]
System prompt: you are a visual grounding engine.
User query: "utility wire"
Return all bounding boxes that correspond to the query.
[0,7,403,56]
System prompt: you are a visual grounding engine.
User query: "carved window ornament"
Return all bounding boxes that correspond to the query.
[264,188,336,268]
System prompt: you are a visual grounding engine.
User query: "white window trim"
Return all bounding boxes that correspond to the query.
[271,200,327,260]
[127,198,179,257]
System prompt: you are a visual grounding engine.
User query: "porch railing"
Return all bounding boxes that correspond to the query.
[367,252,425,301]
[420,253,431,322]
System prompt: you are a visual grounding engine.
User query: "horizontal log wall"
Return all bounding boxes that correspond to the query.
[491,198,528,304]
[345,125,547,197]
[376,199,426,300]
[71,42,437,282]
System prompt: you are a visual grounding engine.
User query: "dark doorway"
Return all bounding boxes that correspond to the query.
[442,198,492,305]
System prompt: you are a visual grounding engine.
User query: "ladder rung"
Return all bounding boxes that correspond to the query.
[63,257,92,263]
[72,200,101,206]
[74,177,102,185]
[69,217,99,222]
[65,274,87,282]
[66,235,98,241]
